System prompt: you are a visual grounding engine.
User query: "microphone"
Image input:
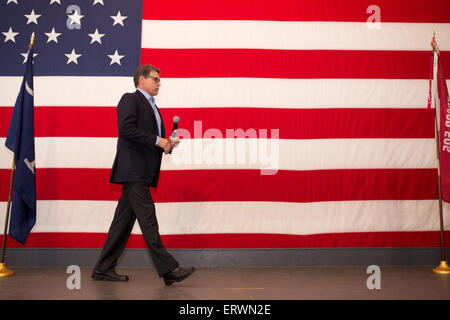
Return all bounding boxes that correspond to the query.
[171,116,180,137]
[169,116,180,154]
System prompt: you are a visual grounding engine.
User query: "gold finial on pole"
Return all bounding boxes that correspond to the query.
[431,31,438,53]
[29,32,35,50]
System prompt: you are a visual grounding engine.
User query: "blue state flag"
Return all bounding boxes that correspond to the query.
[5,48,36,245]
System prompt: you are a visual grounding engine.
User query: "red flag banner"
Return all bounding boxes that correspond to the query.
[438,51,450,201]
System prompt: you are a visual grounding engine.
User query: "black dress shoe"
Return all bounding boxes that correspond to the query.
[163,266,195,286]
[91,270,129,282]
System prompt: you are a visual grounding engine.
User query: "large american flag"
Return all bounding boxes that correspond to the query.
[1,0,450,249]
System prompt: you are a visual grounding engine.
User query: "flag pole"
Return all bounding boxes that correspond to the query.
[0,156,16,277]
[431,32,450,275]
[0,32,35,277]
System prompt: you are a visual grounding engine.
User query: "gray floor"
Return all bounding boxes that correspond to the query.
[0,266,449,300]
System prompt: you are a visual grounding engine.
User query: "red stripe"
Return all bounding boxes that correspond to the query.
[2,231,449,248]
[0,107,117,138]
[0,107,435,139]
[141,49,450,79]
[0,168,438,202]
[142,0,450,22]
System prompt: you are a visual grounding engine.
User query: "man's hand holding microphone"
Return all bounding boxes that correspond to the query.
[158,116,180,154]
[158,136,180,154]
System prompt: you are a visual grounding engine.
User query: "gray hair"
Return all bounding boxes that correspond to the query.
[133,64,160,87]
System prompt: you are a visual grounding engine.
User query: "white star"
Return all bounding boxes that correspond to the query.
[2,27,19,43]
[93,0,104,5]
[67,10,84,26]
[65,48,82,65]
[7,0,18,4]
[107,50,125,66]
[111,11,127,26]
[21,52,38,64]
[45,27,62,43]
[88,28,105,44]
[24,9,41,25]
[49,0,61,4]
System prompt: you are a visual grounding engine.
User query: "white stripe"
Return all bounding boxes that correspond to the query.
[156,78,435,109]
[1,200,448,235]
[1,77,446,108]
[0,76,134,107]
[142,21,450,50]
[0,138,436,170]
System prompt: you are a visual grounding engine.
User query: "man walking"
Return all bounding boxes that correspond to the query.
[92,64,195,285]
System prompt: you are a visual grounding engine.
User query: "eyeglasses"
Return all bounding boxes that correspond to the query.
[145,75,161,83]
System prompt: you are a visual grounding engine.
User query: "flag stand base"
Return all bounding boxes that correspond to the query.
[432,261,450,274]
[0,263,14,277]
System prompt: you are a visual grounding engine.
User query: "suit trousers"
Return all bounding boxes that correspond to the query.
[94,182,179,277]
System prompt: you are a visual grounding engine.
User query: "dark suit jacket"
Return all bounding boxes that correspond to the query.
[109,90,165,187]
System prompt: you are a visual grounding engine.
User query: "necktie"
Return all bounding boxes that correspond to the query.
[149,95,162,137]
